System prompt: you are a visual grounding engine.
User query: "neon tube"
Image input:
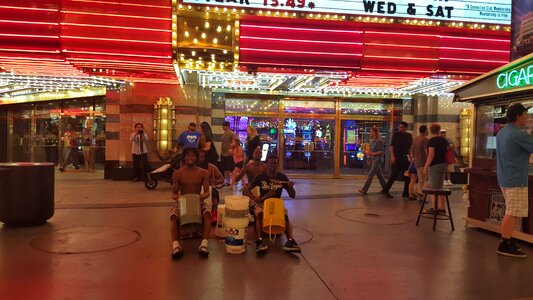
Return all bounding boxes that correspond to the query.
[240,36,362,45]
[70,0,169,9]
[241,48,362,56]
[61,10,171,21]
[60,23,170,32]
[0,6,58,12]
[241,24,362,34]
[61,36,171,44]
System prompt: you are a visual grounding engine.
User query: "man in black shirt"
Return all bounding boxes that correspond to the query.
[245,155,301,254]
[382,121,413,198]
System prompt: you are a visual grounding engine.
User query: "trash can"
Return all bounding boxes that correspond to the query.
[0,162,55,225]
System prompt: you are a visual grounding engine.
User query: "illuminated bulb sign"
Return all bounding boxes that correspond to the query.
[181,0,511,24]
[496,64,533,90]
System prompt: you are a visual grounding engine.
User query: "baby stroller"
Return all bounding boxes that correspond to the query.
[145,153,181,190]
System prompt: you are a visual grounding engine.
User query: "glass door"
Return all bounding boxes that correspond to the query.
[338,101,401,176]
[281,100,336,176]
[11,104,33,162]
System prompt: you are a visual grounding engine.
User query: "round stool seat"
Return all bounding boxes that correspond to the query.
[422,188,452,196]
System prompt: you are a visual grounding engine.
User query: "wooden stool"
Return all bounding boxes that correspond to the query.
[416,188,454,231]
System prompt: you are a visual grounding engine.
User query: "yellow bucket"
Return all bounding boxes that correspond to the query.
[262,198,286,236]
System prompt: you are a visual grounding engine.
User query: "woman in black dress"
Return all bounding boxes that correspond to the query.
[198,122,218,165]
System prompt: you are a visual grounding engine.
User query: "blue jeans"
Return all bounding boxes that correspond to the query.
[362,159,387,192]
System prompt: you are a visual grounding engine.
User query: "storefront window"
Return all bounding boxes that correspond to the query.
[283,100,335,114]
[225,98,279,114]
[225,116,279,160]
[2,97,105,171]
[35,101,60,163]
[474,104,506,160]
[11,104,33,162]
[340,102,392,116]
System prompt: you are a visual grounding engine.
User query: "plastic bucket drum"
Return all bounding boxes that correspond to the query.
[179,194,202,239]
[262,198,285,235]
[179,194,201,226]
[225,195,249,211]
[224,216,249,254]
[215,204,225,238]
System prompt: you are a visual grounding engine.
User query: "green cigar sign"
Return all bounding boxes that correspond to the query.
[497,64,533,90]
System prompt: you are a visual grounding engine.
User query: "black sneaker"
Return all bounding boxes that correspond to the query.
[437,209,447,215]
[283,239,301,253]
[380,190,393,198]
[255,239,268,254]
[510,239,522,251]
[497,240,527,258]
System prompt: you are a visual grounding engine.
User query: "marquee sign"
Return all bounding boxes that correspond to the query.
[181,0,511,24]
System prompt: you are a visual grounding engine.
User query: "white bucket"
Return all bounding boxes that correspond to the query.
[215,204,226,238]
[225,195,249,211]
[224,216,249,254]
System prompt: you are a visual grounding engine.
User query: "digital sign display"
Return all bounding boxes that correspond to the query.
[181,0,511,25]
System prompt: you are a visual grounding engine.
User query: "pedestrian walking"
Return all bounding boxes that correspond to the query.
[381,121,413,198]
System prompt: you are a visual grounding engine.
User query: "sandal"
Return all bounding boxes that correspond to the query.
[198,245,209,256]
[358,189,367,195]
[171,245,183,259]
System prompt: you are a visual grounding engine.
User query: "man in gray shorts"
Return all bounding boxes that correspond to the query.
[496,103,533,258]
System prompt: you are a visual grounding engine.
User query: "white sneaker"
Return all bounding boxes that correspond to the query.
[198,239,209,256]
[172,241,183,259]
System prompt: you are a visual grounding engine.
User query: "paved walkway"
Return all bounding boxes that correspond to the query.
[1,173,532,300]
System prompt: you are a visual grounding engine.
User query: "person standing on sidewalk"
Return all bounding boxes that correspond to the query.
[220,121,236,186]
[413,125,429,200]
[381,122,413,198]
[496,103,533,258]
[130,123,150,182]
[423,123,449,214]
[358,127,387,195]
[59,124,80,172]
[175,122,200,151]
[441,130,456,186]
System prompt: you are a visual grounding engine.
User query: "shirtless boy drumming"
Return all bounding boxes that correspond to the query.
[170,148,211,258]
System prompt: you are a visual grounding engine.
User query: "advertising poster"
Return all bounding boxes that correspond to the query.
[511,0,533,60]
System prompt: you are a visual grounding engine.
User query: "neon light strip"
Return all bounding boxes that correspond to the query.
[355,75,422,80]
[365,31,437,38]
[362,67,435,73]
[0,33,59,39]
[365,55,438,61]
[63,50,171,59]
[366,31,510,43]
[61,36,171,45]
[241,24,362,34]
[61,10,171,21]
[365,43,508,54]
[0,20,58,26]
[60,23,171,32]
[436,70,483,74]
[442,46,508,53]
[440,57,508,63]
[66,57,171,66]
[0,48,59,53]
[241,48,362,56]
[239,61,360,69]
[240,36,362,45]
[1,57,66,62]
[0,5,58,12]
[71,0,169,9]
[441,35,509,43]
